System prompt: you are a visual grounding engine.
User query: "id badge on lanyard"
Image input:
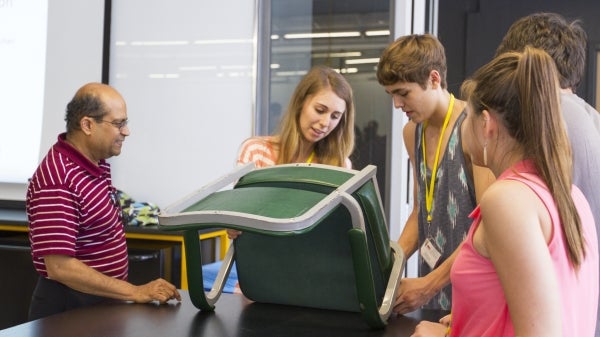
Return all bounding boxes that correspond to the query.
[419,95,454,270]
[421,237,442,269]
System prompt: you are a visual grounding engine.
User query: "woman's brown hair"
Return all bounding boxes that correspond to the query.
[275,65,355,167]
[464,46,585,268]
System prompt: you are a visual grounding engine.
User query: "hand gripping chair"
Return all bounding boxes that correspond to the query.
[158,163,405,328]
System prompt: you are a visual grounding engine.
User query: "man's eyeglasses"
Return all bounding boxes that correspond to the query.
[97,119,129,131]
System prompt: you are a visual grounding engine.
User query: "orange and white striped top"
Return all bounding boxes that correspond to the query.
[236,136,278,168]
[236,136,352,169]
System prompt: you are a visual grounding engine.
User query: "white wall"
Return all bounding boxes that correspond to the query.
[108,1,255,208]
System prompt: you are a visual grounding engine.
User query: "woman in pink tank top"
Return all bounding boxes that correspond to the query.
[410,47,599,337]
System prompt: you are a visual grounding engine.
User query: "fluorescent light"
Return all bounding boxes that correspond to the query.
[130,41,190,46]
[148,73,180,79]
[271,34,280,40]
[270,64,280,69]
[221,65,250,70]
[335,68,358,74]
[365,30,390,37]
[275,70,308,77]
[179,66,218,71]
[284,31,361,39]
[311,51,362,58]
[193,39,253,45]
[345,57,380,65]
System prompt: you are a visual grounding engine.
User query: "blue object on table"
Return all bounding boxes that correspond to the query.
[202,261,238,293]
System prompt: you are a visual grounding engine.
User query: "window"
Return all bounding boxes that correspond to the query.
[256,0,392,199]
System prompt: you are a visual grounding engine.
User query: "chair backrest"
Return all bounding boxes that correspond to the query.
[231,164,393,312]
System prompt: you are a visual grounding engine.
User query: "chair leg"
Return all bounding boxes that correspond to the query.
[378,241,405,318]
[348,228,386,329]
[183,229,234,311]
[348,231,405,329]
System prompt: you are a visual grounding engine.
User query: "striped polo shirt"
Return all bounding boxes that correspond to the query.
[26,133,128,280]
[236,136,353,169]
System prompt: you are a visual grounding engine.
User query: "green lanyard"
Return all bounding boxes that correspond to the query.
[422,94,455,224]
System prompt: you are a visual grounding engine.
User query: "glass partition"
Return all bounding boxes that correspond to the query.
[257,0,392,198]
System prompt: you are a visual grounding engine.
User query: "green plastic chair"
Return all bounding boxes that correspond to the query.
[158,163,405,328]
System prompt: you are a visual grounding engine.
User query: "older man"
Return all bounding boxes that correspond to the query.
[27,83,180,320]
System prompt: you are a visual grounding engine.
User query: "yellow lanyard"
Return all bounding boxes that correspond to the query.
[306,151,315,164]
[422,94,455,224]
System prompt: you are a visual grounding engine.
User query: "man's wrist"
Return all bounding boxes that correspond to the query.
[427,264,451,292]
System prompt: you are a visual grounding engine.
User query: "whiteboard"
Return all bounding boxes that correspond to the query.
[0,0,47,184]
[0,0,105,200]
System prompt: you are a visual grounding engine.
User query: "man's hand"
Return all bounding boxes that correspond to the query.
[226,229,241,240]
[393,277,436,314]
[133,278,182,304]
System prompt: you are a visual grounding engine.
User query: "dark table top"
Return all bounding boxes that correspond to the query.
[0,291,448,337]
[0,207,199,236]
